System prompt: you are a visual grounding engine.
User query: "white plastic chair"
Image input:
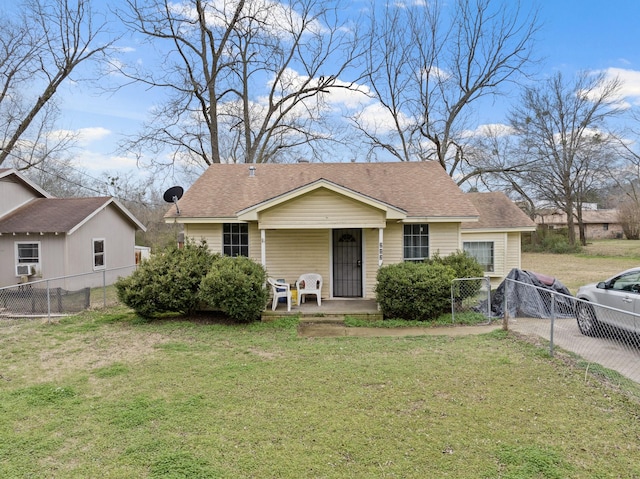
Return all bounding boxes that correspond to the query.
[296,273,323,306]
[267,278,291,312]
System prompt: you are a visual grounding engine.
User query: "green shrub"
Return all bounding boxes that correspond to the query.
[115,241,217,318]
[542,234,581,254]
[375,261,456,321]
[524,228,582,254]
[429,251,485,300]
[198,256,268,322]
[429,251,484,279]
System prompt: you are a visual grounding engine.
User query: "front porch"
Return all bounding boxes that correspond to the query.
[261,299,382,322]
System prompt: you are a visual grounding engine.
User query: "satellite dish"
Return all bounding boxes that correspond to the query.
[163,186,184,215]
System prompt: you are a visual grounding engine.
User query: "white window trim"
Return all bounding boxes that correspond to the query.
[463,241,495,273]
[403,223,429,262]
[93,238,106,270]
[15,241,41,276]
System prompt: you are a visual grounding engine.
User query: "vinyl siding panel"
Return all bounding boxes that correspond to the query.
[259,188,386,229]
[184,220,477,300]
[380,222,461,264]
[0,234,65,287]
[186,224,223,252]
[264,229,330,300]
[185,223,261,261]
[65,206,138,289]
[429,223,461,257]
[382,222,404,264]
[506,232,521,271]
[363,228,380,298]
[461,231,509,288]
[0,178,39,215]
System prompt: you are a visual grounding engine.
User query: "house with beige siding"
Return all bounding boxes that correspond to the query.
[461,192,537,287]
[0,169,146,289]
[165,162,535,301]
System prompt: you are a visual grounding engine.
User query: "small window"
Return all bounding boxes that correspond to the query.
[403,224,429,262]
[223,223,248,257]
[463,241,494,273]
[16,242,40,264]
[93,239,105,270]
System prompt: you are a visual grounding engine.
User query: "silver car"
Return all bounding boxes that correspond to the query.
[575,267,640,336]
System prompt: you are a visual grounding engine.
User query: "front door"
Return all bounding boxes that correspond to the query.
[332,228,362,297]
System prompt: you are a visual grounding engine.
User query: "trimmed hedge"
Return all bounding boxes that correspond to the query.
[375,261,456,321]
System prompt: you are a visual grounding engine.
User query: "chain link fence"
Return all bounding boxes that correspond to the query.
[450,277,492,320]
[0,265,136,322]
[451,276,640,384]
[501,278,640,385]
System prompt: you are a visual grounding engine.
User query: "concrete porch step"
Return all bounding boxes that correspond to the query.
[261,299,382,322]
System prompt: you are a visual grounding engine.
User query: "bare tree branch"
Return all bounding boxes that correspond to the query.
[0,0,117,169]
[116,0,363,171]
[508,71,623,246]
[356,0,540,182]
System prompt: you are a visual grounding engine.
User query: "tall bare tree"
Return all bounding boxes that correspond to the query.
[116,0,362,170]
[508,71,623,246]
[355,0,539,184]
[0,0,116,170]
[606,108,640,214]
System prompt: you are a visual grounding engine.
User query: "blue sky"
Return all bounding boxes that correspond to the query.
[39,0,640,188]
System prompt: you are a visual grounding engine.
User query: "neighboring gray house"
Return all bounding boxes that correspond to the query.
[0,169,146,289]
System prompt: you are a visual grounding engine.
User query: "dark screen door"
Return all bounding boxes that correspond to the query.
[332,228,362,297]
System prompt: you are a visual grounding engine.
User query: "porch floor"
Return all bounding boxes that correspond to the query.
[261,299,382,322]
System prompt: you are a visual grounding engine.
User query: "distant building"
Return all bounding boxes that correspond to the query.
[535,208,623,240]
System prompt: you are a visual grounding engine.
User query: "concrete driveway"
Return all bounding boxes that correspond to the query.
[509,317,640,383]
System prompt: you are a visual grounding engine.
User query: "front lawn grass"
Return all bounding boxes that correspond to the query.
[1,308,639,478]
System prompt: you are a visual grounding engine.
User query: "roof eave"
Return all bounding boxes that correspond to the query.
[164,216,241,224]
[462,226,537,233]
[0,169,51,198]
[403,216,479,223]
[236,179,408,221]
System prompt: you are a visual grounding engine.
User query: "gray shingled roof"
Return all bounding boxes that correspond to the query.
[462,192,536,230]
[165,162,481,220]
[0,197,113,234]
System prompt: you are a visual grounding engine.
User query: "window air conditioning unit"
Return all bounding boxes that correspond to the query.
[16,264,35,276]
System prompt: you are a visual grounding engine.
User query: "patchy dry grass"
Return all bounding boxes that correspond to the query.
[1,310,640,478]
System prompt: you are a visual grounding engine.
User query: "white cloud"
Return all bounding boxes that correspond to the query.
[74,149,139,173]
[49,127,111,146]
[322,80,371,109]
[76,127,112,144]
[601,67,640,106]
[462,123,515,138]
[355,102,412,133]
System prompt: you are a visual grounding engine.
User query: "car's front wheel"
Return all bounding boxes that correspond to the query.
[576,302,601,337]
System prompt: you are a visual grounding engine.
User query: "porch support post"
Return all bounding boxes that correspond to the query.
[378,228,384,266]
[260,228,266,266]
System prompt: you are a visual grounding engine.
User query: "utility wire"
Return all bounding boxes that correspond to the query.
[6,151,157,207]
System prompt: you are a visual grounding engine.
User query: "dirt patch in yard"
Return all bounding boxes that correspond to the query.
[298,322,502,338]
[37,330,170,382]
